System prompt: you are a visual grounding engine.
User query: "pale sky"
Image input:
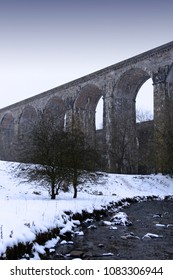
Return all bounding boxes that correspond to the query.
[0,0,173,113]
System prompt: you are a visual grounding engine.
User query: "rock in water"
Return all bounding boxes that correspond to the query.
[111,212,132,226]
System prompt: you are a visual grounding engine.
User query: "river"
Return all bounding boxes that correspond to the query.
[46,198,173,260]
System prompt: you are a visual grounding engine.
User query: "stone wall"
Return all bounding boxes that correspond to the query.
[1,41,173,173]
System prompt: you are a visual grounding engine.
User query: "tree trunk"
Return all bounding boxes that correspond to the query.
[51,192,56,199]
[73,184,77,198]
[51,180,56,199]
[73,169,78,198]
[73,173,78,198]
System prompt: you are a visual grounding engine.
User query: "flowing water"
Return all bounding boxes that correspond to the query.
[46,199,173,260]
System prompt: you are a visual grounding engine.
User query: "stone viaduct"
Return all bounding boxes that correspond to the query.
[1,41,173,174]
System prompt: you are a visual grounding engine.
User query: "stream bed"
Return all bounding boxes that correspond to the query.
[46,198,173,260]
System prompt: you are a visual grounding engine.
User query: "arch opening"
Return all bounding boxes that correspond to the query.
[0,112,15,160]
[136,78,153,123]
[64,113,67,131]
[95,96,103,130]
[75,84,103,137]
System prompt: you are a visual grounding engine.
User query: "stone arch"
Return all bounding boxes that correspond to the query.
[44,96,66,129]
[0,111,15,160]
[74,84,103,138]
[111,68,153,173]
[75,84,103,110]
[114,68,153,120]
[116,68,151,98]
[1,111,14,130]
[17,105,38,161]
[19,105,38,136]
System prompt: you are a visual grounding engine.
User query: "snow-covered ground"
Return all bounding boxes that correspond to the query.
[0,160,173,259]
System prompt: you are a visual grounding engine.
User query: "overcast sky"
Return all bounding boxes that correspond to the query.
[0,0,173,112]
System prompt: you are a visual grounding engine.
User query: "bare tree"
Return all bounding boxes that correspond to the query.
[63,127,100,198]
[21,112,68,199]
[18,112,100,199]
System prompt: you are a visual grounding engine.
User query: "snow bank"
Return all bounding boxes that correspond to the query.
[0,160,173,258]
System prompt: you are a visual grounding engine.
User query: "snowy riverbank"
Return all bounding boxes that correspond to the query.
[0,160,173,259]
